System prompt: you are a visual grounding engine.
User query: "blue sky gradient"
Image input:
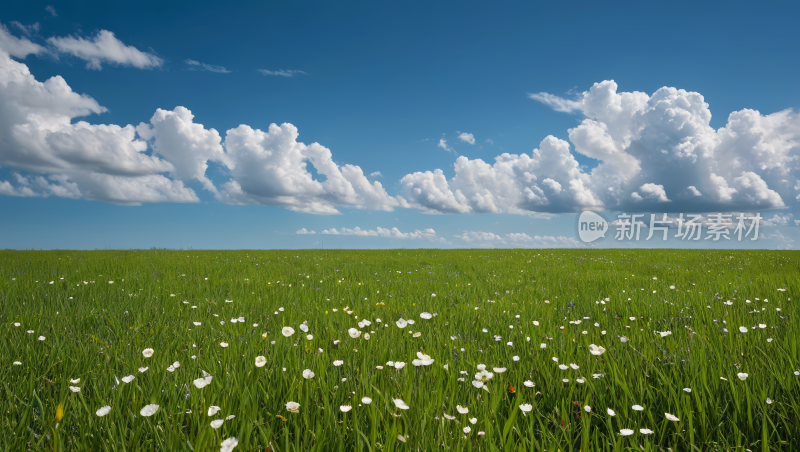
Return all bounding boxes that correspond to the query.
[0,1,798,249]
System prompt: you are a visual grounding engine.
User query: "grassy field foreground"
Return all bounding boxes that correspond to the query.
[1,249,799,451]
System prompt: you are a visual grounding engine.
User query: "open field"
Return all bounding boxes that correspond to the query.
[1,249,799,451]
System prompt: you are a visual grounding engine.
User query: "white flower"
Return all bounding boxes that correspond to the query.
[255,356,267,368]
[620,336,629,343]
[472,381,484,389]
[142,348,154,358]
[412,332,421,338]
[13,323,20,327]
[303,369,315,379]
[38,336,46,341]
[220,437,239,452]
[640,428,654,434]
[739,326,748,333]
[665,412,680,421]
[576,378,585,384]
[306,334,313,340]
[475,370,494,382]
[620,429,634,436]
[13,361,21,365]
[683,388,691,393]
[194,376,213,389]
[282,327,295,337]
[584,405,591,412]
[540,343,547,349]
[420,312,432,319]
[463,426,471,434]
[96,406,111,417]
[477,364,487,370]
[519,404,532,416]
[444,413,456,420]
[396,319,408,328]
[208,406,221,416]
[121,375,135,383]
[607,408,616,416]
[589,344,606,355]
[523,380,534,387]
[220,342,228,348]
[340,405,352,412]
[299,324,309,332]
[193,322,201,326]
[364,333,371,340]
[493,367,507,373]
[211,419,224,429]
[361,397,372,404]
[457,405,468,414]
[286,402,300,413]
[348,328,361,338]
[766,398,772,405]
[558,365,568,370]
[394,362,406,369]
[393,399,409,410]
[333,360,344,366]
[660,331,672,337]
[69,386,81,393]
[470,417,477,424]
[226,415,235,420]
[737,373,748,380]
[140,404,159,417]
[632,405,644,411]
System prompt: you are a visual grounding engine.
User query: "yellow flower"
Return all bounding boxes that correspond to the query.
[55,403,64,422]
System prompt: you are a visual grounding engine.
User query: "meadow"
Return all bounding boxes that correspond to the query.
[1,248,799,451]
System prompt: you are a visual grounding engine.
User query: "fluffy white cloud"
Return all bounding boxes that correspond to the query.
[438,138,455,154]
[0,23,44,58]
[454,230,582,247]
[407,80,798,215]
[0,46,197,205]
[216,123,402,214]
[296,228,316,234]
[458,132,475,145]
[319,226,440,241]
[48,30,162,70]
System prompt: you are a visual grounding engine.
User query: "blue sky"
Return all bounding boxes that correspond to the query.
[0,0,799,249]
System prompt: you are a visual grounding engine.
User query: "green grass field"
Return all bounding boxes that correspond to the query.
[2,249,799,451]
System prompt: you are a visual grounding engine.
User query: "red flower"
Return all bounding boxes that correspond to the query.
[508,386,515,393]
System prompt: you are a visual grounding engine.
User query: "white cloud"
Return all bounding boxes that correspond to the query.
[258,69,307,77]
[320,226,441,241]
[48,30,163,70]
[406,80,798,215]
[10,22,40,37]
[369,171,383,178]
[762,213,793,227]
[45,6,57,16]
[438,138,455,154]
[458,132,475,145]
[185,59,230,73]
[296,228,316,234]
[454,230,582,247]
[215,123,402,214]
[0,22,44,58]
[485,139,494,145]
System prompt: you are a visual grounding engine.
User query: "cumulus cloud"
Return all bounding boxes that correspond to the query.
[45,6,57,16]
[319,226,442,242]
[369,171,383,178]
[762,213,793,227]
[215,123,402,214]
[257,69,307,77]
[185,59,230,73]
[48,30,163,70]
[458,132,475,144]
[454,230,582,247]
[296,228,316,234]
[406,80,798,215]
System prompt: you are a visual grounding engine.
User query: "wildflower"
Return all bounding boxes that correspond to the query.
[519,404,532,416]
[194,376,213,388]
[282,327,295,337]
[463,426,471,434]
[96,406,111,417]
[493,367,507,373]
[348,328,361,338]
[38,336,46,341]
[737,373,748,380]
[220,342,228,348]
[255,356,267,367]
[665,412,680,421]
[739,326,748,333]
[393,399,410,410]
[620,337,629,343]
[457,405,468,414]
[220,437,238,452]
[640,428,654,434]
[340,405,352,412]
[121,375,135,383]
[396,319,408,328]
[303,369,315,379]
[142,348,154,358]
[444,413,456,420]
[211,419,224,429]
[208,406,221,416]
[584,405,591,412]
[299,324,309,332]
[361,397,372,404]
[683,388,691,393]
[523,380,534,387]
[286,402,300,413]
[306,334,313,340]
[394,362,406,369]
[333,360,344,366]
[420,312,432,319]
[69,386,81,393]
[620,429,634,436]
[607,408,616,416]
[632,405,644,411]
[140,404,159,417]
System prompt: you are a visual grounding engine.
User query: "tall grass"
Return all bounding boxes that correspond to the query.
[1,249,798,451]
